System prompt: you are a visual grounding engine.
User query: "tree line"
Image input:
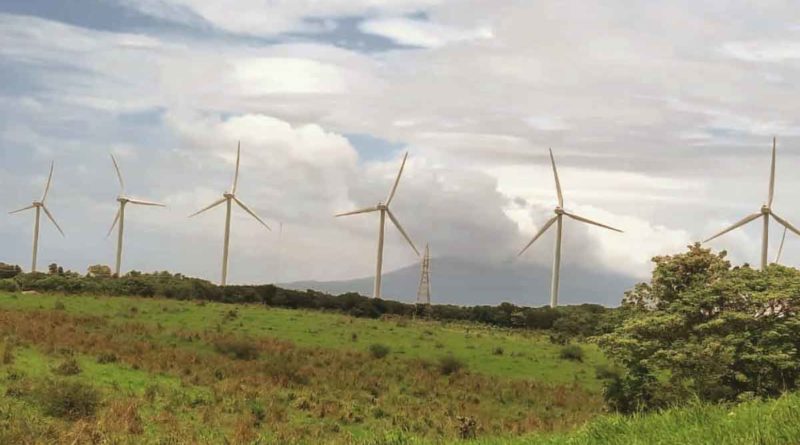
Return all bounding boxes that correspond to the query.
[0,262,617,337]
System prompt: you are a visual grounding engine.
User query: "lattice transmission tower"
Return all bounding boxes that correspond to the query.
[416,244,431,305]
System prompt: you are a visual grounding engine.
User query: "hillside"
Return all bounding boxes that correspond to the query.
[282,257,637,307]
[0,292,606,444]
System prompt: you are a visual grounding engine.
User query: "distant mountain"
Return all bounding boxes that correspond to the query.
[281,257,639,307]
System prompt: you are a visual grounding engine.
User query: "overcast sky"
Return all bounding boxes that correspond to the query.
[2,1,800,287]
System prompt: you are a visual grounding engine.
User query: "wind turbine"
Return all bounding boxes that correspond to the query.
[107,154,165,277]
[703,137,800,271]
[9,162,64,272]
[336,152,420,299]
[518,149,623,308]
[189,143,271,286]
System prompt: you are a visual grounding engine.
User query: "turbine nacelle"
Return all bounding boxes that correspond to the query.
[554,206,565,215]
[761,205,770,215]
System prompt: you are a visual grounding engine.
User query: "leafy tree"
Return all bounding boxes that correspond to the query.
[86,265,112,278]
[599,243,800,412]
[0,263,22,279]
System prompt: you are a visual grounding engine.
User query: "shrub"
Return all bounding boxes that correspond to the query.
[492,346,504,356]
[53,300,66,311]
[0,279,20,292]
[559,345,584,362]
[369,343,391,359]
[438,355,465,375]
[53,358,82,376]
[96,352,118,364]
[457,416,478,439]
[214,338,259,360]
[37,379,100,419]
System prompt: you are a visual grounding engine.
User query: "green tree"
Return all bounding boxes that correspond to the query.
[86,264,112,278]
[599,243,800,412]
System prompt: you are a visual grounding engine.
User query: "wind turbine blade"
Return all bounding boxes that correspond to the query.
[9,205,35,215]
[42,205,64,236]
[189,197,226,217]
[233,197,271,230]
[703,212,762,243]
[776,227,787,264]
[518,215,558,256]
[107,208,120,238]
[768,137,776,207]
[563,211,623,233]
[386,208,419,256]
[335,206,379,217]
[41,161,54,203]
[110,154,125,192]
[232,141,241,195]
[770,211,800,238]
[549,148,564,207]
[127,198,165,207]
[385,152,408,206]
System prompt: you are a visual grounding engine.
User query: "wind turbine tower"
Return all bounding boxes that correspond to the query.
[9,162,65,272]
[417,243,431,305]
[704,138,800,270]
[190,143,271,286]
[336,152,420,299]
[518,149,624,308]
[107,154,165,277]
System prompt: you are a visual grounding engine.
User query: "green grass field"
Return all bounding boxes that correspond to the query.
[0,292,605,443]
[2,291,799,444]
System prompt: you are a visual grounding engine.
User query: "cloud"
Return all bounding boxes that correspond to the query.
[6,1,800,295]
[120,0,451,36]
[359,17,492,48]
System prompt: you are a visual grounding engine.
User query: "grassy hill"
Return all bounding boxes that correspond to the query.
[0,291,606,444]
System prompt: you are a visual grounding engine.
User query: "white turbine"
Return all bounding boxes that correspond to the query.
[9,162,64,272]
[704,137,800,270]
[518,149,623,308]
[336,152,420,299]
[107,153,165,277]
[189,143,271,286]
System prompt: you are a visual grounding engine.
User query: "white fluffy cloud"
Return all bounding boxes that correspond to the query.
[5,1,800,292]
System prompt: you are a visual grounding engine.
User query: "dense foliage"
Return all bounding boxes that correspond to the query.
[0,267,617,335]
[598,243,800,412]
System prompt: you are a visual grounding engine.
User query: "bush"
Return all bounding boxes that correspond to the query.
[369,343,391,359]
[438,355,465,375]
[214,338,260,360]
[492,346,504,356]
[53,300,66,311]
[96,352,118,364]
[37,379,100,419]
[559,344,584,362]
[53,358,82,376]
[0,279,20,292]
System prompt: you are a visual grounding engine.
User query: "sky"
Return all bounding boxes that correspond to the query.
[2,0,800,293]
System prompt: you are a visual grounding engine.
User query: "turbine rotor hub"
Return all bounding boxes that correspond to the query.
[224,192,234,199]
[377,203,387,210]
[761,205,770,214]
[554,207,565,215]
